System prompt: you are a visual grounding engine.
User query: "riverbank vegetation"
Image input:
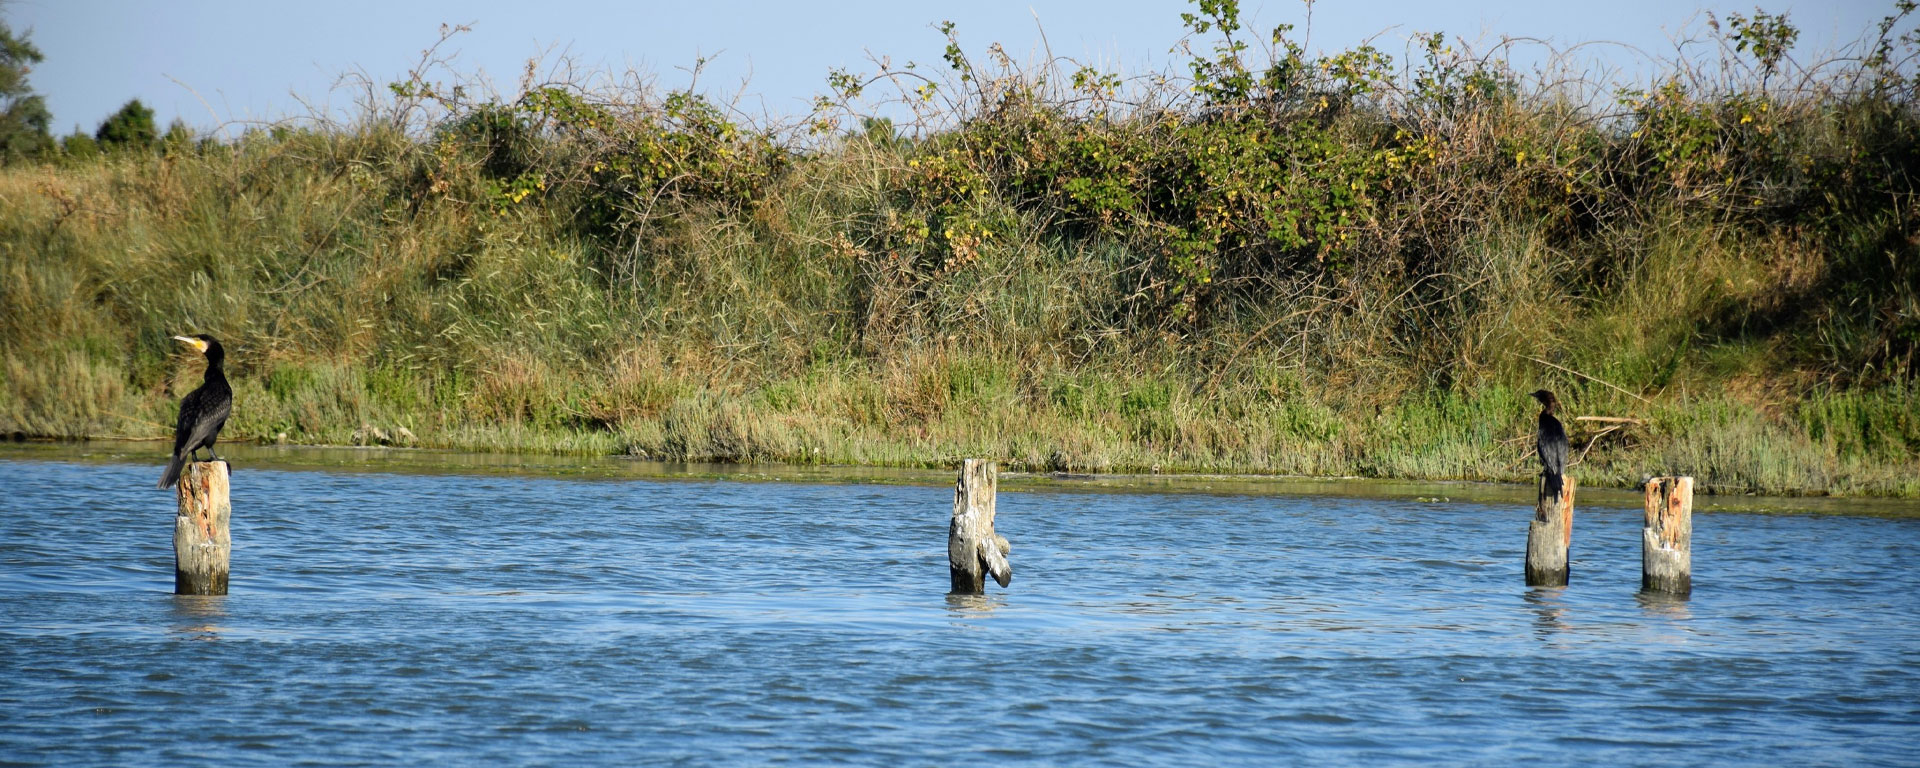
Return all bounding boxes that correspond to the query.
[3,4,1917,494]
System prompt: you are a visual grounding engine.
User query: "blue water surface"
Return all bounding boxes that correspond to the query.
[1,457,1916,766]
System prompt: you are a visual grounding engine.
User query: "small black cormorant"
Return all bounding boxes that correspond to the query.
[158,334,232,490]
[1530,389,1568,498]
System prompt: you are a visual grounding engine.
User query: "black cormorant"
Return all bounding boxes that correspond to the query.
[158,334,232,490]
[1530,389,1568,498]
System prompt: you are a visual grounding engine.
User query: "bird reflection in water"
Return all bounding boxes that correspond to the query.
[1634,589,1693,621]
[168,594,227,641]
[944,592,1007,619]
[1523,587,1569,638]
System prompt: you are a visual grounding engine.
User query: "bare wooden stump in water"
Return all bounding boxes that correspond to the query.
[1642,476,1693,595]
[1525,475,1575,587]
[174,461,230,596]
[948,459,1011,594]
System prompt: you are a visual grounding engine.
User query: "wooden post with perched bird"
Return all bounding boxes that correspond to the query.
[1525,389,1573,586]
[174,460,230,595]
[1642,476,1693,595]
[948,459,1011,594]
[158,333,234,595]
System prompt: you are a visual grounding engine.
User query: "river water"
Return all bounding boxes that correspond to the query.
[1,448,1915,765]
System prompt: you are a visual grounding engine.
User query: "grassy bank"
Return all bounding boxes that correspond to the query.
[2,5,1917,495]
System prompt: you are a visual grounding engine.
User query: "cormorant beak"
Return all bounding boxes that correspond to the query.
[172,335,209,353]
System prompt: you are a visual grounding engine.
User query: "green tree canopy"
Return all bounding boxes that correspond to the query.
[162,118,193,154]
[96,98,157,151]
[0,17,53,161]
[59,129,97,159]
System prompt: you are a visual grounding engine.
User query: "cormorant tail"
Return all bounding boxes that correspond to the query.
[158,452,185,490]
[1543,470,1564,500]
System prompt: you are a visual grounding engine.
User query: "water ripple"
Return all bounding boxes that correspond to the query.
[1,458,1916,766]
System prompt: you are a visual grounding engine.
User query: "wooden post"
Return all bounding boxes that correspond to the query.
[1524,475,1575,587]
[174,461,230,596]
[948,459,1011,594]
[1642,476,1693,595]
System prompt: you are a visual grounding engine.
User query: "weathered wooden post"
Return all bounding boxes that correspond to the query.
[1524,475,1575,586]
[174,461,231,595]
[1642,476,1693,595]
[948,459,1011,594]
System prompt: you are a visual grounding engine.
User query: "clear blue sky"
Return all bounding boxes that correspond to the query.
[5,0,1897,136]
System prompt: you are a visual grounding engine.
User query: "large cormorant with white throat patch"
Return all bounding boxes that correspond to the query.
[158,334,232,490]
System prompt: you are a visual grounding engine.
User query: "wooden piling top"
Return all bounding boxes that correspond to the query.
[949,459,1011,594]
[174,461,231,596]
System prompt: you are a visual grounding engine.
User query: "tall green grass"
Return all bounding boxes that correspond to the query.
[1,4,1916,495]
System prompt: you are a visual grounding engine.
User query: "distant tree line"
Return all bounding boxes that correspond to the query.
[1,16,194,164]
